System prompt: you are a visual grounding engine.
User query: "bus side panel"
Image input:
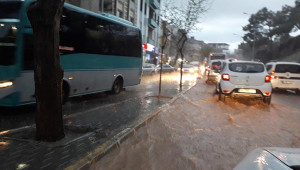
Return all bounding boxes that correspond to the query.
[0,72,34,106]
[61,54,142,94]
[64,70,112,96]
[64,68,140,97]
[16,71,35,102]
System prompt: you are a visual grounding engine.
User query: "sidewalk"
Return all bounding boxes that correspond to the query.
[0,81,198,170]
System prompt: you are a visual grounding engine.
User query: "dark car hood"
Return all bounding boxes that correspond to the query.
[234,147,300,170]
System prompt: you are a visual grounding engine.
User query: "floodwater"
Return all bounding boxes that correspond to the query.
[93,79,300,170]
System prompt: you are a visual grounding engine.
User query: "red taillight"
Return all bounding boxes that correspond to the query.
[223,90,229,93]
[264,92,270,96]
[222,73,230,81]
[271,75,278,79]
[265,75,271,82]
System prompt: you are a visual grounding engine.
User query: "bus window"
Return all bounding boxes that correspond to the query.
[0,22,18,66]
[0,1,22,66]
[0,1,22,19]
[60,7,85,54]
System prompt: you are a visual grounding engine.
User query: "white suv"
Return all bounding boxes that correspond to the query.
[216,61,272,104]
[265,62,300,93]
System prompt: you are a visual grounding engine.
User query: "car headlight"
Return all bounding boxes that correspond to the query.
[177,68,180,71]
[0,81,13,88]
[189,69,194,73]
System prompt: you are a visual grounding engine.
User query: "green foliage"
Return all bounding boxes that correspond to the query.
[240,0,300,62]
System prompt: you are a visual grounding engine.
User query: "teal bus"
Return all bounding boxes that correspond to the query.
[0,0,143,107]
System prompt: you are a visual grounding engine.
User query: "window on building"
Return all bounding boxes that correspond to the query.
[144,3,147,15]
[130,17,134,24]
[117,10,123,18]
[148,28,153,40]
[140,0,143,11]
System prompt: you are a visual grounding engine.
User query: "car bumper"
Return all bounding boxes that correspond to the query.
[220,81,272,97]
[271,79,300,90]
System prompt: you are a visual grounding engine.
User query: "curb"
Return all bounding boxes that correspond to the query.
[65,83,198,170]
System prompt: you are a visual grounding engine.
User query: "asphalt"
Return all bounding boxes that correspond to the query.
[0,78,197,170]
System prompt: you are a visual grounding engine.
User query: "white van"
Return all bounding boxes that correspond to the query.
[265,61,300,93]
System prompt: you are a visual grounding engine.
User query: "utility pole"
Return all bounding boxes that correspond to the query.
[252,38,255,61]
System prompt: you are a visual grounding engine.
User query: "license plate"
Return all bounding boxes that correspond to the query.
[238,89,256,93]
[282,81,293,84]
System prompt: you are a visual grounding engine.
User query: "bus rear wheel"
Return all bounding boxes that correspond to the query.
[62,82,69,104]
[111,78,123,94]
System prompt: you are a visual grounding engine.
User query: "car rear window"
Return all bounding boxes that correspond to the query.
[229,63,265,73]
[211,61,222,70]
[266,65,272,72]
[275,64,300,73]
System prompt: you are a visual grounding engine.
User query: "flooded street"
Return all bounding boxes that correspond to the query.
[93,79,300,170]
[0,72,197,131]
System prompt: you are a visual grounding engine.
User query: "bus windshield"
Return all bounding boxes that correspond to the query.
[0,22,18,66]
[0,1,21,66]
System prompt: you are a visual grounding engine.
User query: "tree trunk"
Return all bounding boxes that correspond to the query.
[178,32,188,91]
[27,0,65,141]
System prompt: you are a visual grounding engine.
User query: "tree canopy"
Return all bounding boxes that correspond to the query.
[240,0,300,62]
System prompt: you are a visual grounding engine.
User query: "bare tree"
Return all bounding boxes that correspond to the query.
[27,0,65,141]
[161,0,210,90]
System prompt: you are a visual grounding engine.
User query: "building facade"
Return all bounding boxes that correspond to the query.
[208,43,229,53]
[184,37,205,62]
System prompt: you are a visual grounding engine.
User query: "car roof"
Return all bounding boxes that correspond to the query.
[229,60,264,65]
[210,59,226,62]
[266,61,300,65]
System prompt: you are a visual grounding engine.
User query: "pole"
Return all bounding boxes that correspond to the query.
[179,59,183,91]
[252,35,255,61]
[158,51,163,97]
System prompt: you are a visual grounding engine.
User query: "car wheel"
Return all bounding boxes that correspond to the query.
[263,96,271,105]
[111,78,123,94]
[296,89,300,95]
[218,88,225,102]
[215,84,219,94]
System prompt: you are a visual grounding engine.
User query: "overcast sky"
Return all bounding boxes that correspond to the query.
[190,0,296,52]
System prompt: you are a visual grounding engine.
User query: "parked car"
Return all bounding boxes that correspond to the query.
[265,61,300,93]
[216,61,272,104]
[142,63,156,75]
[156,64,175,73]
[177,64,196,73]
[234,147,300,170]
[190,61,200,67]
[206,60,226,83]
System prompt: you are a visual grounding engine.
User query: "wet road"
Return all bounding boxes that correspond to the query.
[0,72,198,132]
[93,78,300,170]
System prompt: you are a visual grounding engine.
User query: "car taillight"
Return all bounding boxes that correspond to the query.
[265,75,271,82]
[270,70,277,79]
[222,73,230,81]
